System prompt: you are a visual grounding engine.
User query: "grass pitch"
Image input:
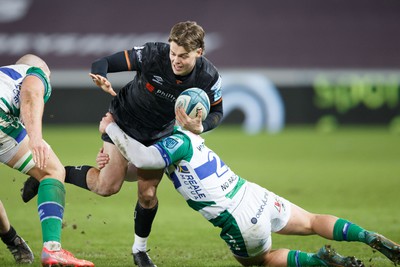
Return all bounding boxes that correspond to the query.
[0,125,399,267]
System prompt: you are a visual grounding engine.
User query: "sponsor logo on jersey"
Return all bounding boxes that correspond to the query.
[274,196,286,213]
[145,82,155,92]
[155,89,175,102]
[211,75,222,101]
[134,46,144,62]
[164,136,179,149]
[13,84,21,104]
[196,142,205,151]
[152,75,164,85]
[251,191,268,224]
[220,175,237,191]
[178,165,190,173]
[181,173,206,200]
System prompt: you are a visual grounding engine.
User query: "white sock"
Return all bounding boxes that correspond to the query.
[43,241,61,251]
[132,234,148,253]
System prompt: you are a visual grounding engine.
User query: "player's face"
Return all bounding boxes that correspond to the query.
[169,41,202,76]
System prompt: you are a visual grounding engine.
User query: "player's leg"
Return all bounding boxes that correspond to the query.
[84,141,128,196]
[5,135,94,266]
[278,203,400,265]
[332,218,400,265]
[34,141,127,197]
[132,168,163,267]
[21,148,137,202]
[0,200,34,264]
[231,183,362,267]
[0,200,11,236]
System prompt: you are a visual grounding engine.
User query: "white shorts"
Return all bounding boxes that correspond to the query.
[0,110,27,163]
[0,110,35,173]
[220,181,291,258]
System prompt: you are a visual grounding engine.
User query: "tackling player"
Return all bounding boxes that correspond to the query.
[96,111,400,267]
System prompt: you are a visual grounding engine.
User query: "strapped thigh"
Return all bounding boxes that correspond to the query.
[12,150,35,174]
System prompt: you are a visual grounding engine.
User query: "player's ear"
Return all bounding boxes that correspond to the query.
[196,48,203,57]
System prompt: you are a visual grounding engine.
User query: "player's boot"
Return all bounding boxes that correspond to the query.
[21,176,40,203]
[366,232,400,265]
[315,245,365,267]
[7,235,34,264]
[41,247,94,267]
[132,250,157,267]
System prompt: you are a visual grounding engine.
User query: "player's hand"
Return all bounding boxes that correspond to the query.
[89,73,117,96]
[29,138,50,170]
[175,107,204,134]
[96,147,110,170]
[99,112,115,134]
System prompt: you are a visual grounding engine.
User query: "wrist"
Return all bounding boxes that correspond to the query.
[197,124,204,134]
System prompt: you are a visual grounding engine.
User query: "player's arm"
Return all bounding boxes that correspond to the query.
[202,99,223,132]
[202,74,223,132]
[101,116,166,169]
[20,75,48,169]
[91,50,135,77]
[90,50,138,96]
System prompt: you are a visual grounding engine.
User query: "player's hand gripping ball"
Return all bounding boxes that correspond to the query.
[175,88,210,121]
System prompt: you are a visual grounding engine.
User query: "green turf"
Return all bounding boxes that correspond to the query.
[0,125,399,267]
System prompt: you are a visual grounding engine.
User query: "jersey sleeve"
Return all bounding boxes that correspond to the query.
[130,42,161,73]
[25,66,51,103]
[91,51,133,77]
[153,133,193,166]
[208,74,222,105]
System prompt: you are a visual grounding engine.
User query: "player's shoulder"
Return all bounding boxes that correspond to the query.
[194,57,221,94]
[137,42,169,65]
[196,56,219,77]
[0,64,29,77]
[141,42,169,55]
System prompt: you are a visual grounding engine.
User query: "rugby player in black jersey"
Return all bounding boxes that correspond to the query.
[21,21,223,267]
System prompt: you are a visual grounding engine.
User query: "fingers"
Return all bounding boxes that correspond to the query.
[96,148,110,170]
[197,109,203,119]
[89,73,117,96]
[175,107,203,134]
[99,113,115,133]
[108,88,117,96]
[32,146,50,170]
[105,112,114,121]
[175,107,186,126]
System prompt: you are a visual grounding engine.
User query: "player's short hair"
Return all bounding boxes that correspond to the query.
[16,54,51,78]
[168,21,205,53]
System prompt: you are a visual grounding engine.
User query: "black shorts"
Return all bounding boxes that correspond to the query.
[101,118,175,147]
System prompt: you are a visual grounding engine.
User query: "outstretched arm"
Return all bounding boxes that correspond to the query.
[90,50,134,96]
[20,75,48,169]
[99,113,166,169]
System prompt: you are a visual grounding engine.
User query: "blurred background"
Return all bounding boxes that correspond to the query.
[1,0,400,134]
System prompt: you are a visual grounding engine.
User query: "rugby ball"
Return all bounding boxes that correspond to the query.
[175,88,210,121]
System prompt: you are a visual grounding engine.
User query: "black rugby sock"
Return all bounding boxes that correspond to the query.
[0,225,17,246]
[65,165,91,190]
[134,201,158,237]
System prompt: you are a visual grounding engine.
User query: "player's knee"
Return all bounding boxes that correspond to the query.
[138,190,158,207]
[43,162,65,181]
[96,183,122,197]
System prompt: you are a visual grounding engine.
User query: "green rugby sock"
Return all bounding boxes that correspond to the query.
[287,250,325,266]
[37,178,65,243]
[333,218,368,243]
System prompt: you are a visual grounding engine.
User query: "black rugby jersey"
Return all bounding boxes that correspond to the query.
[92,42,222,145]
